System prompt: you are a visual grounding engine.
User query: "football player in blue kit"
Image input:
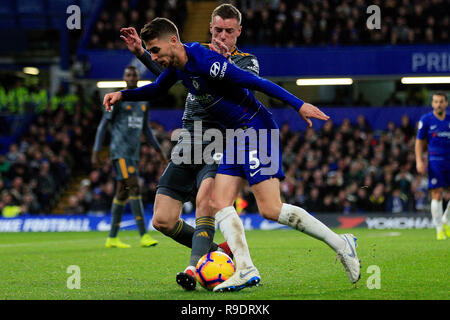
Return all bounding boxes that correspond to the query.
[120,4,259,291]
[415,92,450,240]
[103,18,361,292]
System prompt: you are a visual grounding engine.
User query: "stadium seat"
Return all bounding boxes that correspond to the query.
[17,0,45,14]
[18,17,47,29]
[47,0,76,14]
[0,0,15,15]
[0,16,16,29]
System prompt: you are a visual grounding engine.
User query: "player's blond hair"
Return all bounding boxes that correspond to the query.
[211,3,242,25]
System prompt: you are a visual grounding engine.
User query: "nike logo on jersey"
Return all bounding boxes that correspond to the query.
[430,125,437,130]
[250,169,262,177]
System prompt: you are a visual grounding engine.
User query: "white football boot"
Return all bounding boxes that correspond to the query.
[213,266,261,292]
[336,233,361,284]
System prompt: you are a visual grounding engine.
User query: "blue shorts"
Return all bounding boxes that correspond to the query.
[217,113,285,186]
[428,160,450,189]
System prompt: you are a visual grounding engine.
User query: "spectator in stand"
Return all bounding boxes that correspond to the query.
[368,183,387,212]
[386,188,408,213]
[236,0,449,46]
[90,0,187,49]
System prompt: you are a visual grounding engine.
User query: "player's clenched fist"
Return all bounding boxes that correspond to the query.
[299,102,330,127]
[103,91,123,112]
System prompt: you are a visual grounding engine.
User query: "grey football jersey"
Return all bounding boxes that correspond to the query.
[105,101,149,160]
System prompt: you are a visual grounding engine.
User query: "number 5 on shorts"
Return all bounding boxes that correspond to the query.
[249,150,260,170]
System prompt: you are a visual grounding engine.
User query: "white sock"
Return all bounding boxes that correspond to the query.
[278,203,345,252]
[215,206,254,270]
[442,201,450,225]
[431,199,443,232]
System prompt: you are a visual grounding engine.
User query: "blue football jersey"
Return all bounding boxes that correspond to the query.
[417,112,450,161]
[121,42,304,129]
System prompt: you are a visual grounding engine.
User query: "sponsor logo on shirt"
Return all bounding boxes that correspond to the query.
[128,116,143,129]
[210,62,220,77]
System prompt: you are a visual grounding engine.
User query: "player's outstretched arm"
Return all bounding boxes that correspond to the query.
[206,53,329,125]
[298,102,330,127]
[119,69,178,102]
[120,27,164,76]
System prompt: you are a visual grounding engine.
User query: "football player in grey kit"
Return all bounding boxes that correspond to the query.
[92,65,167,248]
[120,4,258,290]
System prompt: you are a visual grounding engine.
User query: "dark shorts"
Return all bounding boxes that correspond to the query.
[112,158,139,181]
[156,160,218,203]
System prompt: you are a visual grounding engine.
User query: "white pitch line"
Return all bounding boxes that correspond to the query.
[364,231,402,238]
[0,237,102,248]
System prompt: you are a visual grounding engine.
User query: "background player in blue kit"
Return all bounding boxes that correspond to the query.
[415,92,450,240]
[93,66,166,248]
[103,18,361,292]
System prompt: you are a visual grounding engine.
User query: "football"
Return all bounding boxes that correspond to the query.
[195,251,236,290]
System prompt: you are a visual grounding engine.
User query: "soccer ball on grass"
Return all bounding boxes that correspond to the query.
[195,251,235,290]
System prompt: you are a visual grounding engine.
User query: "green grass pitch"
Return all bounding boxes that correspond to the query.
[0,228,448,300]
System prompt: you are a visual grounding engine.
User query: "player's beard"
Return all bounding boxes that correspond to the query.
[434,107,444,117]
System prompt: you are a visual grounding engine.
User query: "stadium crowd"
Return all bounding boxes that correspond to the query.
[235,0,449,46]
[89,0,187,49]
[88,0,449,48]
[0,90,103,216]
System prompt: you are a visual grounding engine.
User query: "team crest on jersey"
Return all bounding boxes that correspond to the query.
[248,58,260,73]
[126,105,132,110]
[141,104,146,111]
[128,166,135,174]
[192,79,200,90]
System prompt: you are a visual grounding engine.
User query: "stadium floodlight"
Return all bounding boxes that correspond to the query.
[296,78,353,86]
[137,81,152,87]
[23,67,39,75]
[97,81,127,88]
[97,81,153,88]
[401,76,450,84]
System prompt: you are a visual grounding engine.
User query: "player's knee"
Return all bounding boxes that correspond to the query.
[258,203,281,221]
[152,213,175,234]
[431,189,443,200]
[116,188,129,201]
[151,217,168,233]
[128,183,140,196]
[196,196,212,217]
[209,198,227,214]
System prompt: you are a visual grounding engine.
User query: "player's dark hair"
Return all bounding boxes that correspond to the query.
[432,92,448,101]
[140,17,180,42]
[124,65,139,76]
[211,3,242,25]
